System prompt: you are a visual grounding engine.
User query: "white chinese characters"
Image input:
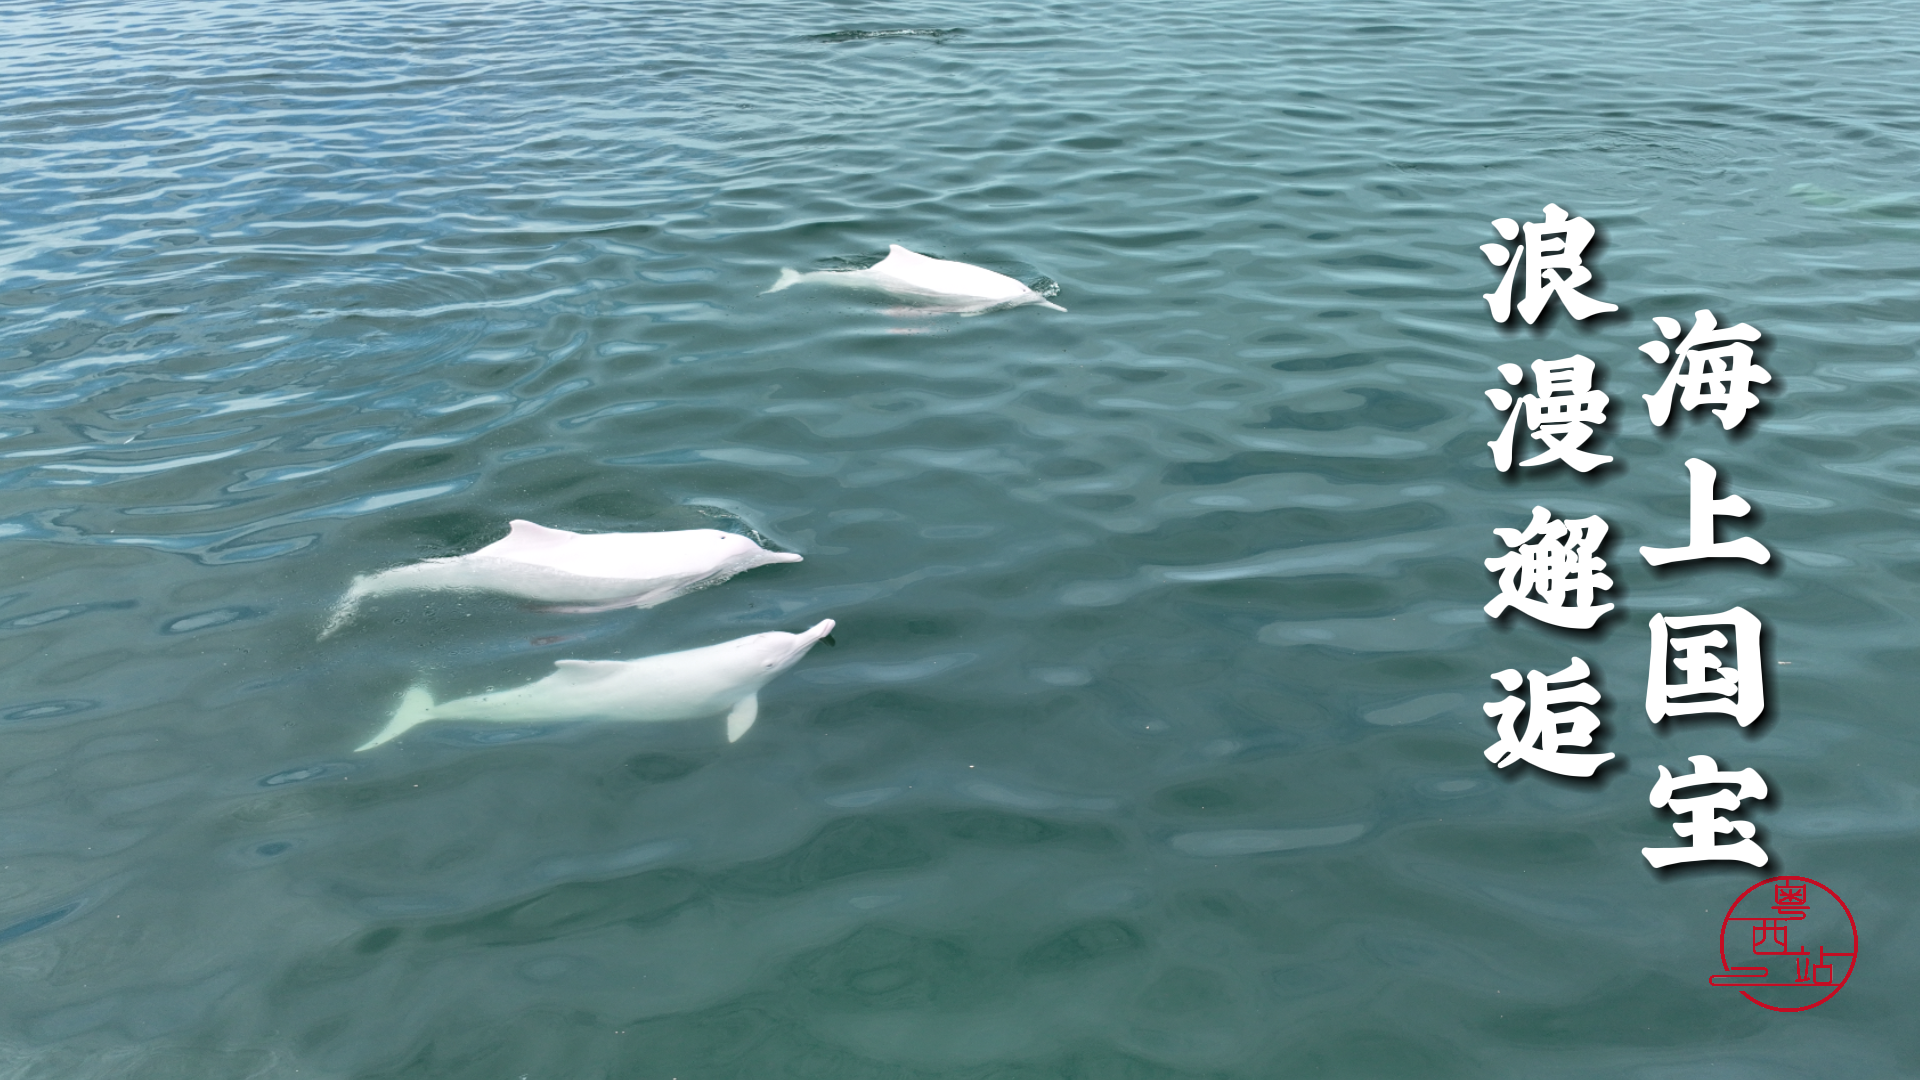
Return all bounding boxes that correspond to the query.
[1643,755,1770,868]
[1640,310,1770,429]
[1484,506,1614,629]
[1481,204,1619,324]
[1484,356,1613,473]
[1647,606,1765,727]
[1466,203,1792,873]
[1483,658,1615,777]
[1639,459,1771,566]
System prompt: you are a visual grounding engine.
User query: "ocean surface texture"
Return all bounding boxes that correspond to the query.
[2,1,1916,1076]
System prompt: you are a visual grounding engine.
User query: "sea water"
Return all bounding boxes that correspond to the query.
[2,0,1916,1075]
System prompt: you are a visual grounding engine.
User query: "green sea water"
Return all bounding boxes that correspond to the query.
[2,0,1917,1076]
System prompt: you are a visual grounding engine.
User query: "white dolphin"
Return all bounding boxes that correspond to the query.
[321,520,801,638]
[765,244,1066,314]
[356,618,837,750]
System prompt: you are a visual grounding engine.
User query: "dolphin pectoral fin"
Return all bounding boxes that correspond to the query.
[1038,299,1067,312]
[764,268,805,294]
[538,581,687,614]
[726,694,759,743]
[538,597,651,614]
[357,687,435,751]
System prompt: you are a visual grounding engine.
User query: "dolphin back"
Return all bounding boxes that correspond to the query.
[762,246,1065,314]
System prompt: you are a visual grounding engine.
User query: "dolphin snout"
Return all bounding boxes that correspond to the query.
[798,619,835,644]
[769,552,804,564]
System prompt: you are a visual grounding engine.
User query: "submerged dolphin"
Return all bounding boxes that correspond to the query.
[321,520,801,638]
[356,618,836,750]
[765,245,1066,314]
[1788,182,1920,219]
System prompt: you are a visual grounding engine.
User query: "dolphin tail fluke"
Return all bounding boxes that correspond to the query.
[764,267,805,294]
[318,578,372,640]
[357,687,435,751]
[726,694,759,743]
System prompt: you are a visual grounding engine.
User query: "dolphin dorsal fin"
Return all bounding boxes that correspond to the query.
[483,519,578,559]
[880,244,931,268]
[552,659,627,684]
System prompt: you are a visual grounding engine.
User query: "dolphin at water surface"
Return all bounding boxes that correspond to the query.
[765,245,1066,314]
[355,618,836,750]
[321,520,800,638]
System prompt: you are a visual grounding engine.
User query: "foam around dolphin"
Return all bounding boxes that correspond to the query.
[765,245,1066,314]
[321,521,801,637]
[355,618,836,750]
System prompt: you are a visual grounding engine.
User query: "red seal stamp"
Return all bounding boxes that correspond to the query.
[1710,876,1857,1011]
